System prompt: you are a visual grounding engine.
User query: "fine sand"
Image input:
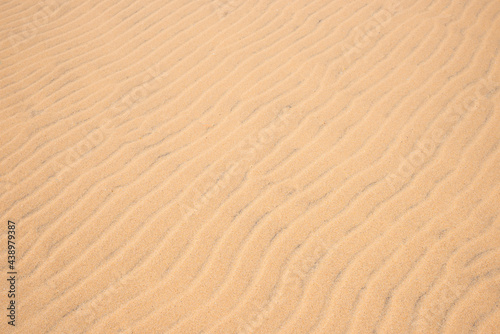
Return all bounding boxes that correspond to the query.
[1,0,499,333]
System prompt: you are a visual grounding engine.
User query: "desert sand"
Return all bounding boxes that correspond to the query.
[1,0,499,333]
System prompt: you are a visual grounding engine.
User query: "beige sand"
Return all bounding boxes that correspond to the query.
[1,0,499,333]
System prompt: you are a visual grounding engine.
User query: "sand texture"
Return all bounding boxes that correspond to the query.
[1,0,500,333]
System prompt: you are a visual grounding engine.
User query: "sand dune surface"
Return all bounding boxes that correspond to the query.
[1,0,499,333]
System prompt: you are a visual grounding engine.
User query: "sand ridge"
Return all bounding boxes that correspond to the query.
[1,0,499,333]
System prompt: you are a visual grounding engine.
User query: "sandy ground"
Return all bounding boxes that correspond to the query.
[1,0,499,333]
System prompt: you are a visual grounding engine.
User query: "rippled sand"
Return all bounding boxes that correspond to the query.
[1,0,499,333]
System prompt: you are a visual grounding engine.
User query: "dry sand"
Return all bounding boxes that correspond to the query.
[1,0,499,333]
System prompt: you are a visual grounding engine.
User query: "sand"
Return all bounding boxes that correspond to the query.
[1,0,499,333]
